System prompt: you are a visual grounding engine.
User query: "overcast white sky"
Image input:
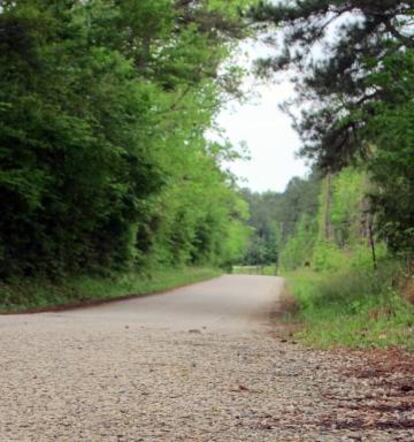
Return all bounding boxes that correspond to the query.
[215,41,309,193]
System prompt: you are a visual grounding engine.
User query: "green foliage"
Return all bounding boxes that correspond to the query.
[239,189,281,265]
[0,267,221,313]
[250,0,414,258]
[240,174,320,266]
[330,169,366,245]
[311,241,348,272]
[279,167,375,271]
[276,165,412,351]
[0,0,252,287]
[276,175,321,242]
[286,261,414,350]
[280,215,317,270]
[366,50,414,253]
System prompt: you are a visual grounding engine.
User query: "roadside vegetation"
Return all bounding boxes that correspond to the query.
[239,0,414,350]
[0,0,254,310]
[239,165,414,350]
[285,264,414,351]
[0,267,220,314]
[1,0,413,351]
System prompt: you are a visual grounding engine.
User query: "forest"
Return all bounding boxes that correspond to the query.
[0,0,413,348]
[240,0,414,349]
[0,0,253,308]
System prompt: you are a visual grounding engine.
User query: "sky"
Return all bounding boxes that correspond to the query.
[215,43,309,194]
[216,11,362,194]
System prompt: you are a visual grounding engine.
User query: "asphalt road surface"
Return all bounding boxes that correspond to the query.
[65,274,283,332]
[0,275,409,441]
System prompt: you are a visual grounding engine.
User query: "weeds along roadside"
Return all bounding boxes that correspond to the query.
[0,267,221,314]
[282,258,414,351]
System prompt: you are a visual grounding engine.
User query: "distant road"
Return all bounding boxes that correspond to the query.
[64,274,284,332]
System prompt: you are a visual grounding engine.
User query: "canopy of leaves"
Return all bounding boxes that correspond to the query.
[250,0,414,170]
[0,0,253,279]
[249,0,414,254]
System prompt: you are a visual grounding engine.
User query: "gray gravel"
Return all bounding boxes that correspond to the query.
[0,275,412,441]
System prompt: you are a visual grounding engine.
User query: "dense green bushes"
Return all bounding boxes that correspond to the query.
[278,167,379,272]
[0,0,251,282]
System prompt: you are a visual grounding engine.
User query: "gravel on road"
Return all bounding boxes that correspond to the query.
[0,275,412,442]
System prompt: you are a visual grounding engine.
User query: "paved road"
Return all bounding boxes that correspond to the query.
[65,274,283,332]
[0,275,408,441]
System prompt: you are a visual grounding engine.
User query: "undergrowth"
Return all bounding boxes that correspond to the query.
[284,260,414,351]
[0,267,221,313]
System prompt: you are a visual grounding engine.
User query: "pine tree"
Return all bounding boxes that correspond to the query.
[250,0,414,170]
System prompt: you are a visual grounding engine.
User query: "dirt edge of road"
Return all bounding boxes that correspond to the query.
[269,283,414,434]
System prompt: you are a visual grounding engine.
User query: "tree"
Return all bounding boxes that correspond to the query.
[367,51,414,253]
[249,0,414,255]
[250,0,414,170]
[0,0,253,279]
[239,174,319,265]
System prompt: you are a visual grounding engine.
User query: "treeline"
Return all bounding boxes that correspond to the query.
[241,165,408,273]
[239,162,414,348]
[0,0,253,281]
[279,168,377,271]
[240,0,414,349]
[239,174,320,266]
[280,168,414,349]
[246,0,414,265]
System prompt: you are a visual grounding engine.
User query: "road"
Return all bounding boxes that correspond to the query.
[0,275,408,441]
[65,274,283,332]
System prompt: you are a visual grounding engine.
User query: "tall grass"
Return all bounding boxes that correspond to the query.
[285,260,414,350]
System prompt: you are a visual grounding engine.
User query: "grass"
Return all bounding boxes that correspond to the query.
[0,267,221,313]
[283,261,414,351]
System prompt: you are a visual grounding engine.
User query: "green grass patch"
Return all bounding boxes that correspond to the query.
[0,267,221,313]
[284,262,414,351]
